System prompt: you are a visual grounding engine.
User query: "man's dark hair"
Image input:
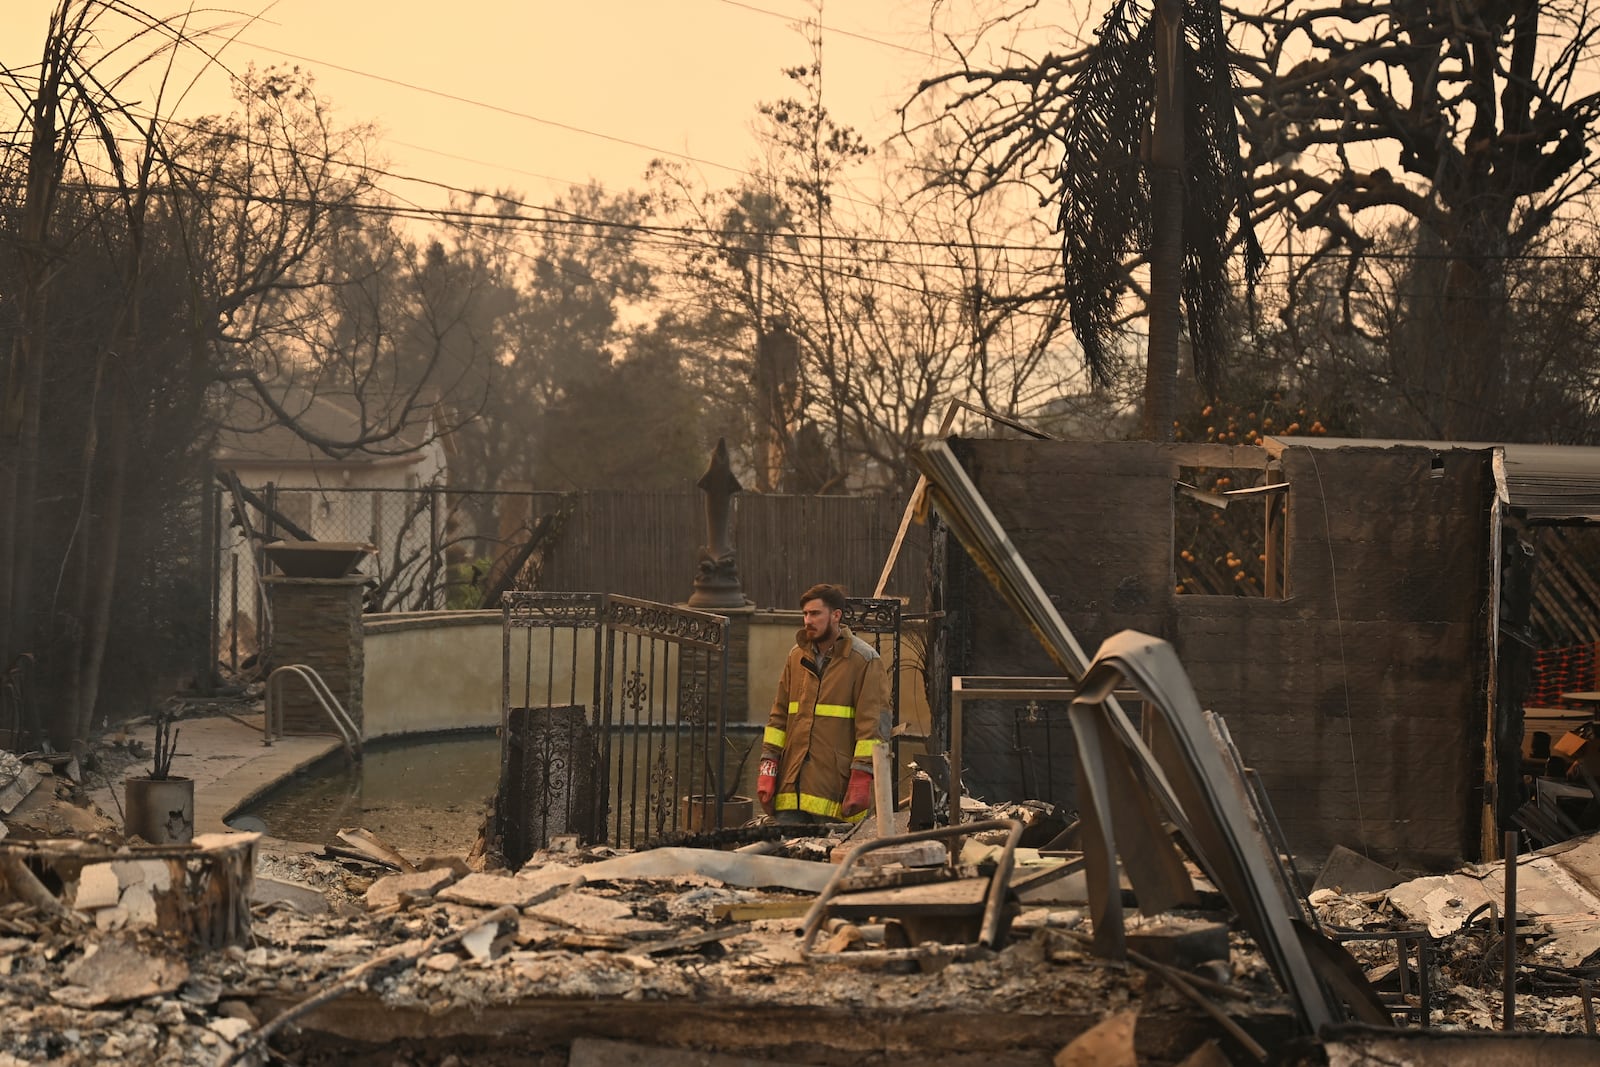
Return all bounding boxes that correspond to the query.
[800,583,847,613]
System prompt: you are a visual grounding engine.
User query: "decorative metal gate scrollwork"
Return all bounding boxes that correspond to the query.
[497,591,730,857]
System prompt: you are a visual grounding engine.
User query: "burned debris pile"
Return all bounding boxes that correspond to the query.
[8,699,1600,1064]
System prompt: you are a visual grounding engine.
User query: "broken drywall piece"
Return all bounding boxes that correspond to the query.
[423,952,460,973]
[517,848,834,894]
[526,890,673,937]
[113,858,173,893]
[366,868,455,911]
[1053,1009,1139,1067]
[1381,832,1600,964]
[207,1017,252,1042]
[0,762,41,816]
[250,876,329,915]
[1386,875,1497,938]
[52,941,188,1008]
[75,859,173,930]
[74,863,121,910]
[438,872,551,909]
[459,922,498,961]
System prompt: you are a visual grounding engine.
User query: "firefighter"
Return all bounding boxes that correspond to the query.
[756,583,889,823]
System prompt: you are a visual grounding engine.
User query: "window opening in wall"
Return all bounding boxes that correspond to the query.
[1174,467,1288,597]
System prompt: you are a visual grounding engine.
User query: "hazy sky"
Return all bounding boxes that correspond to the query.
[0,1,973,213]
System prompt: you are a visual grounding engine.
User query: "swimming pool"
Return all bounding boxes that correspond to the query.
[230,727,766,852]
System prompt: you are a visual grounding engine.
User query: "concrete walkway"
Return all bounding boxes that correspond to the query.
[88,713,343,837]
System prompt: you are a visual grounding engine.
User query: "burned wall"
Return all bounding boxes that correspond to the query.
[944,438,1493,870]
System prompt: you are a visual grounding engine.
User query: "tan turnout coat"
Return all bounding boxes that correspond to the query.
[761,625,889,819]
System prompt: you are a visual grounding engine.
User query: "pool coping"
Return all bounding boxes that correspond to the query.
[89,713,345,844]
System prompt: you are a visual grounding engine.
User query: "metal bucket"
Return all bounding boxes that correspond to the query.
[680,794,754,834]
[124,776,194,844]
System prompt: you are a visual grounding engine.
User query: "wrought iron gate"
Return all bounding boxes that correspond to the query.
[498,591,731,856]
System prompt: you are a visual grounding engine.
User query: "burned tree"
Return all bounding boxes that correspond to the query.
[1233,0,1600,441]
[910,0,1263,441]
[0,5,458,746]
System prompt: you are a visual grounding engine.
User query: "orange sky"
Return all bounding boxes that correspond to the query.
[0,1,987,213]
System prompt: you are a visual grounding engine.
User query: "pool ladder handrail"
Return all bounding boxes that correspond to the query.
[263,664,363,761]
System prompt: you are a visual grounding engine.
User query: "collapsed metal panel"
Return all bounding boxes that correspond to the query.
[910,440,1353,1034]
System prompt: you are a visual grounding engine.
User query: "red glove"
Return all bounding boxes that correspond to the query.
[757,758,778,812]
[841,769,873,818]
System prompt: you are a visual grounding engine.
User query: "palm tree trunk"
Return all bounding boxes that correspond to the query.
[1142,0,1185,442]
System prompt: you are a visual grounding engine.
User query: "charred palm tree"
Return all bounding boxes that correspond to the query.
[1060,0,1262,439]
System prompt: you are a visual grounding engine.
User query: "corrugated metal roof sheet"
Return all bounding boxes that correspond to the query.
[1262,436,1600,523]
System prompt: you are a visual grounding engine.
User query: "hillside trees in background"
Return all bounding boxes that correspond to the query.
[170,66,458,454]
[425,183,712,496]
[650,32,1086,494]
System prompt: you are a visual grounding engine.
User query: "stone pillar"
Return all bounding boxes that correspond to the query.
[263,576,365,735]
[721,604,757,725]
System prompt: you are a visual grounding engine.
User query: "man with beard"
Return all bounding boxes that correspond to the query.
[756,583,890,824]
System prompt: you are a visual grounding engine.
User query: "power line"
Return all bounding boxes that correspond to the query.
[384,138,589,193]
[94,107,1065,268]
[202,35,748,176]
[717,0,948,62]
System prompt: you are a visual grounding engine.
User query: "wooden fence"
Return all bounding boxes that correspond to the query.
[538,490,925,609]
[215,484,927,672]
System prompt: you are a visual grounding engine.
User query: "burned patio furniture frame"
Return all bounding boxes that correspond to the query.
[499,592,731,855]
[1326,927,1433,1027]
[799,818,1024,965]
[947,675,1150,828]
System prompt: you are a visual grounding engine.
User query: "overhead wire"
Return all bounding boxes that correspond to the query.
[11,20,1600,277]
[716,0,950,62]
[75,110,1600,297]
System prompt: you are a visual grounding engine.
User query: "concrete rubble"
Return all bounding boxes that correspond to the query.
[1,790,1308,1065]
[7,730,1600,1064]
[0,802,1598,1066]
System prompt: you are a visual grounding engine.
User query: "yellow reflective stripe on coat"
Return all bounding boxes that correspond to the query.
[764,726,788,748]
[853,739,879,759]
[773,791,866,823]
[787,701,855,719]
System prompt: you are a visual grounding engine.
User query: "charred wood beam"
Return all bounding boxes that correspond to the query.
[218,471,314,544]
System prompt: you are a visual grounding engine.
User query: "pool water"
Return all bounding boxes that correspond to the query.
[232,729,767,853]
[233,732,499,855]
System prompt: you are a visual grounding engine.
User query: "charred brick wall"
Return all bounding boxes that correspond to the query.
[945,438,1492,870]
